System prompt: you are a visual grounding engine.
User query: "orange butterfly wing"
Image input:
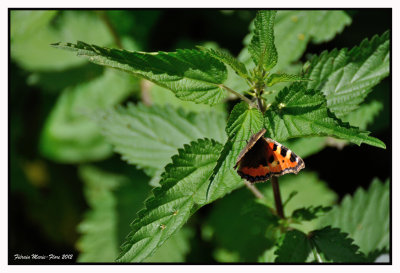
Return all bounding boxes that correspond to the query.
[234,130,305,183]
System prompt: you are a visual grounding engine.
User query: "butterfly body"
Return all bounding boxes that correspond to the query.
[234,129,305,183]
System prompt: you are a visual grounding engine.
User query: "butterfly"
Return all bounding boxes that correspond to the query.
[234,128,305,183]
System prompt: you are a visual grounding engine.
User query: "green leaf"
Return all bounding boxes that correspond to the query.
[263,83,386,149]
[291,206,332,222]
[11,11,114,71]
[266,73,309,87]
[248,10,278,71]
[240,10,351,72]
[98,103,226,185]
[206,188,279,262]
[282,97,384,157]
[40,69,136,163]
[275,229,311,262]
[116,139,223,262]
[305,31,390,117]
[52,41,228,105]
[76,165,151,262]
[206,102,264,202]
[198,46,249,79]
[310,226,366,262]
[283,92,384,159]
[317,179,389,256]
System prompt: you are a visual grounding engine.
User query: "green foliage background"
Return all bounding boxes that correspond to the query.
[9,9,390,263]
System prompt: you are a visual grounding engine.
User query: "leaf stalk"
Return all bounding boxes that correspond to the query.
[220,84,256,107]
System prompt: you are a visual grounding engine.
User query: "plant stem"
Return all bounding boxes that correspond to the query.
[220,84,255,107]
[271,176,285,219]
[244,181,265,199]
[256,97,265,112]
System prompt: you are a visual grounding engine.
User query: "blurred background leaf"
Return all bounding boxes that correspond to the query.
[317,178,389,257]
[77,165,195,262]
[11,10,114,71]
[39,69,138,163]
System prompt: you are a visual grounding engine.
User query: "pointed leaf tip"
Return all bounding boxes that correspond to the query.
[249,10,278,71]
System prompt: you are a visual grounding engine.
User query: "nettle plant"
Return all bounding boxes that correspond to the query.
[54,10,390,263]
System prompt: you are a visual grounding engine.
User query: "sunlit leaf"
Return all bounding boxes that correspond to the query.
[248,10,278,70]
[305,31,389,117]
[53,41,228,105]
[264,83,386,149]
[266,73,309,87]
